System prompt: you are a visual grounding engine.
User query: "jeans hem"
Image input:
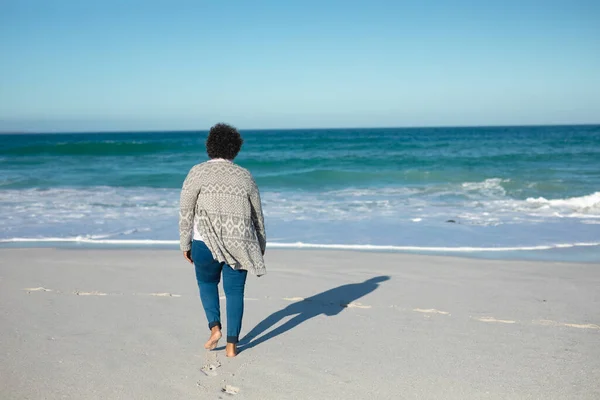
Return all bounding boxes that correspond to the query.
[226,336,239,344]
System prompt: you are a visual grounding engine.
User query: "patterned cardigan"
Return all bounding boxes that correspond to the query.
[179,160,267,276]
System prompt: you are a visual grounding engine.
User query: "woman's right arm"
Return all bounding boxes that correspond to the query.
[179,167,201,253]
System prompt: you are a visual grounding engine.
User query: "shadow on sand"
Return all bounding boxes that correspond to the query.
[237,276,390,352]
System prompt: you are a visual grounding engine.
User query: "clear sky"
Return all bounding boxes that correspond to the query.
[1,0,599,132]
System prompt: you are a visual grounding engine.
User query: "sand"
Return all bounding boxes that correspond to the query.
[1,248,599,399]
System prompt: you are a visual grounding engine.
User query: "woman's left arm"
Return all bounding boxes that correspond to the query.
[249,176,267,255]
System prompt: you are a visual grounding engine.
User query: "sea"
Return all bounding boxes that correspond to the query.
[1,125,599,262]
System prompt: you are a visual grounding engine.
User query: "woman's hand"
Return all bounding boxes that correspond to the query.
[183,250,193,264]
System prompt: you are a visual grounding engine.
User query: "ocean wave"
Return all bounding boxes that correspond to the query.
[467,192,600,220]
[455,194,600,225]
[1,141,184,157]
[525,192,600,213]
[322,178,512,199]
[322,184,600,221]
[324,187,420,197]
[257,168,416,188]
[461,178,509,197]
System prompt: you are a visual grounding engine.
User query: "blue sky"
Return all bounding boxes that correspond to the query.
[0,0,599,131]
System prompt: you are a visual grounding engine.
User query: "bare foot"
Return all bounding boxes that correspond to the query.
[204,327,222,350]
[226,343,238,357]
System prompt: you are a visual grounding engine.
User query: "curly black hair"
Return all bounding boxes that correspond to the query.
[206,123,243,160]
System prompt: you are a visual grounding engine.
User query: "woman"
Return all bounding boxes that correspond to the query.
[179,123,266,357]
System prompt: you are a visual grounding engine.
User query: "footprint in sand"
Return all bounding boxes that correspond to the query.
[283,297,305,302]
[219,296,258,301]
[561,323,600,330]
[200,358,221,377]
[413,308,450,316]
[222,385,240,395]
[74,291,107,296]
[533,319,600,330]
[473,316,516,324]
[24,287,52,293]
[342,302,372,309]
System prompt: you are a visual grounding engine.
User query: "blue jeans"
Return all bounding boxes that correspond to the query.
[192,240,248,344]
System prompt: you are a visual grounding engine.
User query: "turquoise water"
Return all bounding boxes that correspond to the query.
[1,126,599,261]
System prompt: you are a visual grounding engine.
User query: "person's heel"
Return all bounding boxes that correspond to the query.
[204,326,222,350]
[225,342,238,357]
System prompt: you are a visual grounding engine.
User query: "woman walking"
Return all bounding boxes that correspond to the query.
[179,123,267,357]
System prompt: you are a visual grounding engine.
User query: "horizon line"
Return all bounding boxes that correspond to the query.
[0,122,599,135]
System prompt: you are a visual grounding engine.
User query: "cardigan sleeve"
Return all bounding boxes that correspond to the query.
[179,167,201,251]
[249,176,267,254]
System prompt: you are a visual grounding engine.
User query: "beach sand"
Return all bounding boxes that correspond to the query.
[1,248,599,399]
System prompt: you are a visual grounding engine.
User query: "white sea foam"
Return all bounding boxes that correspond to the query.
[2,237,599,253]
[266,242,600,252]
[325,187,419,197]
[461,178,508,197]
[1,237,177,245]
[3,183,598,232]
[0,187,177,219]
[525,192,600,213]
[1,185,599,253]
[469,192,600,221]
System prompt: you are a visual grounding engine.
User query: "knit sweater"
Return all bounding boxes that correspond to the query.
[179,160,267,276]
